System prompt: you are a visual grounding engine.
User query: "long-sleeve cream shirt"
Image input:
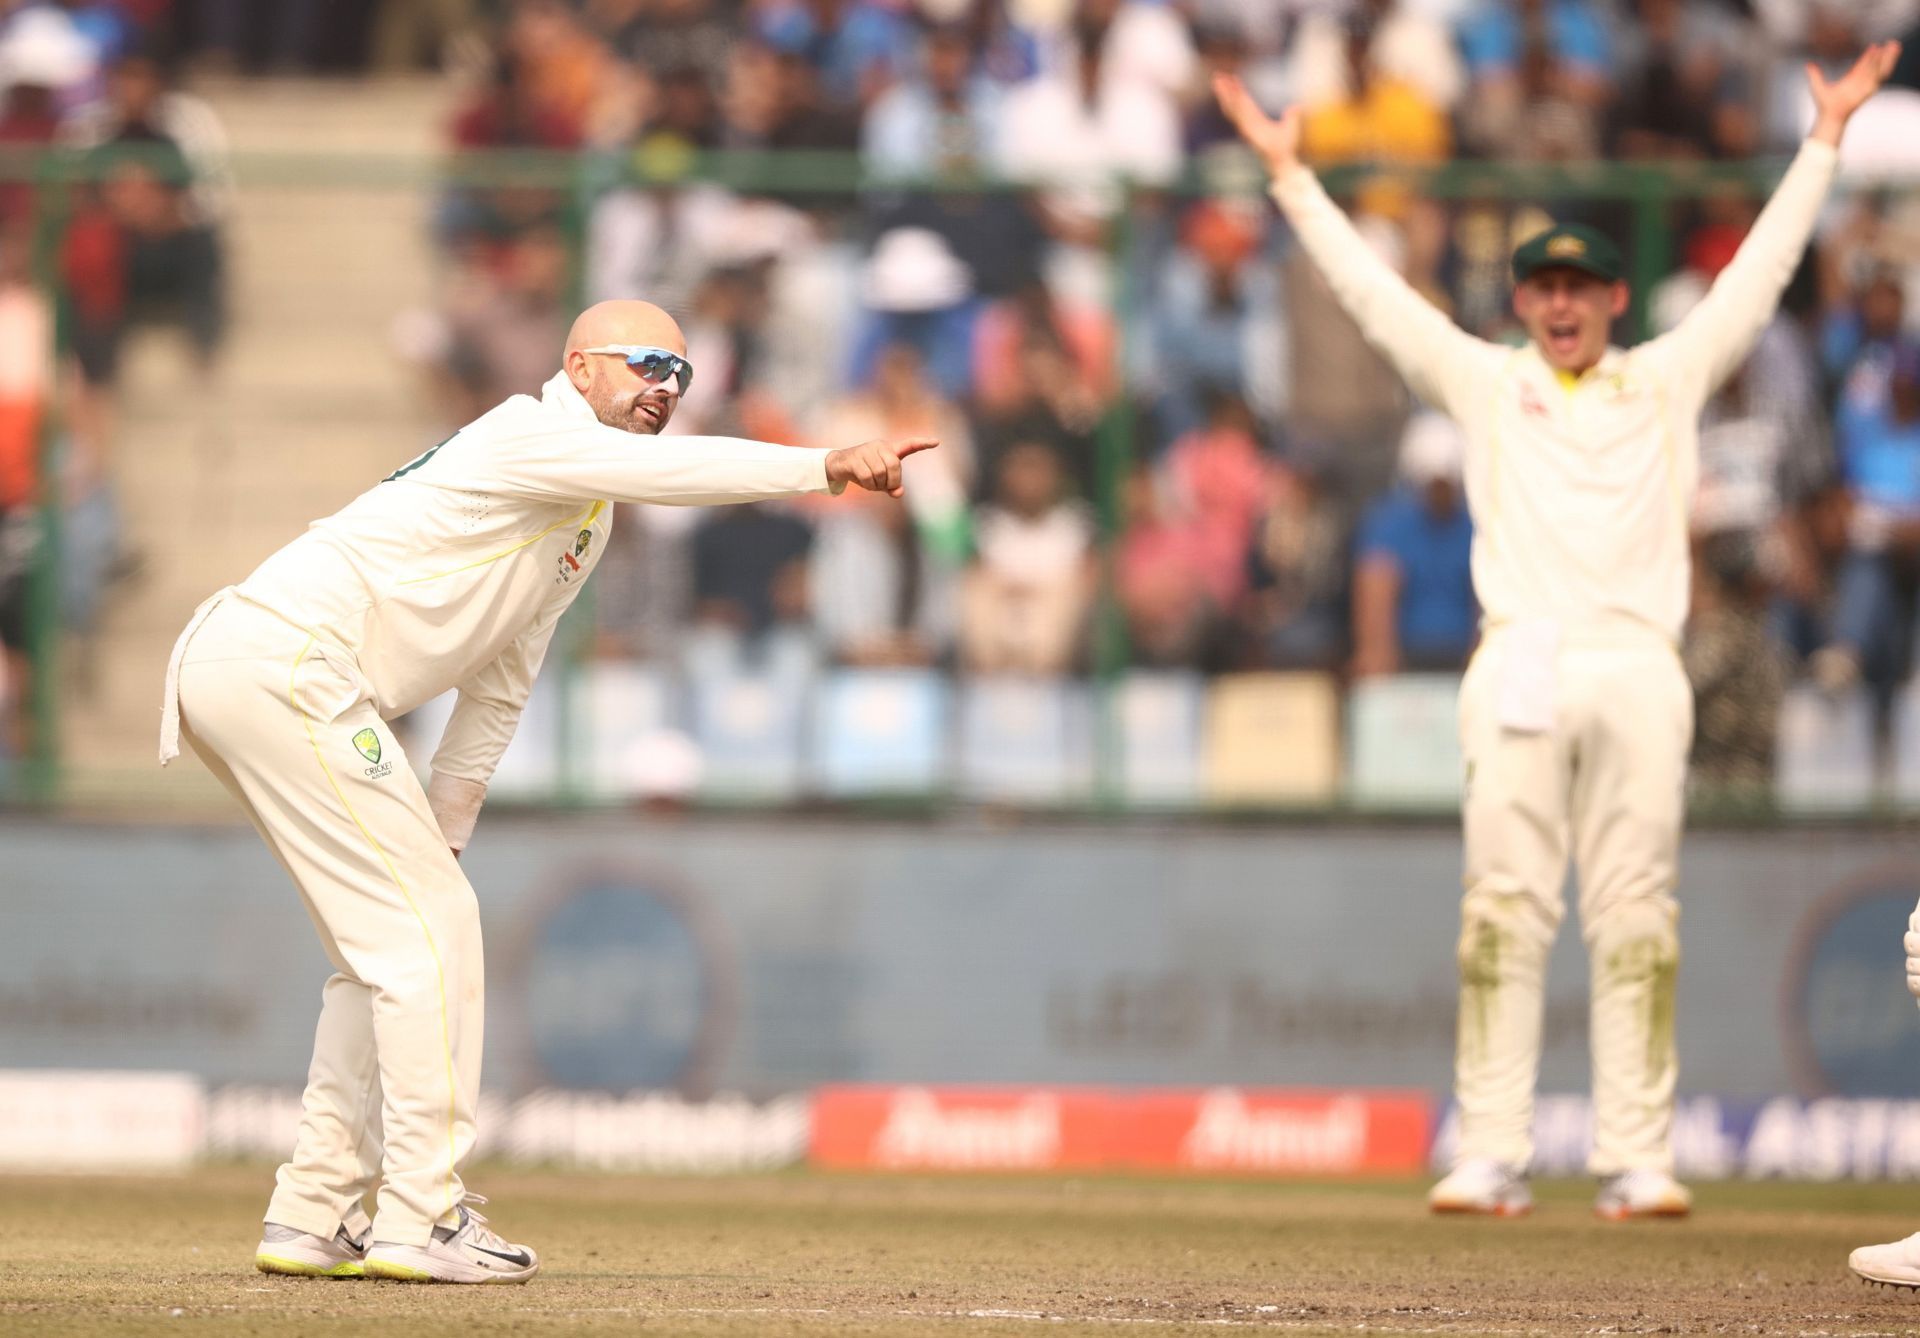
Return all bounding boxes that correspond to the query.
[1269,140,1837,644]
[161,369,839,846]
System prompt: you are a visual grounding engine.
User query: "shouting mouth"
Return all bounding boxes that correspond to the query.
[1544,319,1583,362]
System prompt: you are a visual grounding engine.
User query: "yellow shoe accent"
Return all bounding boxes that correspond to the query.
[255,1253,365,1279]
[364,1258,435,1282]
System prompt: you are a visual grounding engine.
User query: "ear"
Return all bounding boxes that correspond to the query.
[1511,283,1530,322]
[1609,281,1630,318]
[564,348,592,394]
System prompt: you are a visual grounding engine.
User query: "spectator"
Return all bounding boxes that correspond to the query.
[812,338,974,550]
[685,502,816,674]
[1458,0,1613,161]
[1610,0,1759,160]
[1349,412,1476,679]
[960,441,1096,674]
[1158,388,1270,611]
[1148,199,1285,441]
[848,226,980,403]
[603,0,733,88]
[811,494,957,666]
[1811,340,1920,697]
[994,0,1181,303]
[1283,206,1412,502]
[754,0,912,112]
[1240,456,1347,669]
[61,135,224,400]
[1686,530,1788,804]
[1297,9,1453,168]
[1287,0,1465,117]
[420,226,572,423]
[862,20,1002,181]
[0,222,48,762]
[63,48,233,223]
[1117,462,1221,667]
[972,279,1112,499]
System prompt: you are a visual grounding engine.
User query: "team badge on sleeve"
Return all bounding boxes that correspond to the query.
[556,528,594,584]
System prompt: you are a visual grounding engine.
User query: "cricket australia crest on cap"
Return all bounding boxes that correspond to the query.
[353,727,393,779]
[1546,235,1586,259]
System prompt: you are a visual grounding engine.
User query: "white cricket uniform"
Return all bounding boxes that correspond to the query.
[1270,140,1837,1174]
[158,369,840,1245]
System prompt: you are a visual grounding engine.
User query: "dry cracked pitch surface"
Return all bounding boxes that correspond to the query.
[6,1167,1920,1335]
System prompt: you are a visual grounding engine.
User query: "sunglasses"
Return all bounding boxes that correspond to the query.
[581,345,694,394]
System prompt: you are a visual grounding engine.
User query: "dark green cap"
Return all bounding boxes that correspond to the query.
[1511,223,1623,285]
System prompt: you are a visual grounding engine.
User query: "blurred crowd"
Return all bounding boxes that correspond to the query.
[9,0,1920,801]
[406,0,1920,797]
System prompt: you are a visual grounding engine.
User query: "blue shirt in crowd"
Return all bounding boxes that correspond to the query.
[1841,406,1920,513]
[1458,0,1612,79]
[1355,486,1478,663]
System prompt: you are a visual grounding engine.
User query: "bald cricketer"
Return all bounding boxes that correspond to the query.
[159,300,937,1282]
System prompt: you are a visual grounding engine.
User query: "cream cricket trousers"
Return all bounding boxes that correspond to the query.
[1453,622,1691,1177]
[173,595,479,1247]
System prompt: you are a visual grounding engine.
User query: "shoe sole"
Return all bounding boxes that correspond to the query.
[1855,1271,1920,1290]
[364,1256,536,1285]
[254,1253,365,1279]
[1595,1204,1691,1221]
[1430,1201,1532,1218]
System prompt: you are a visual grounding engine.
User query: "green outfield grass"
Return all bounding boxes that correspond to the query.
[5,1167,1920,1335]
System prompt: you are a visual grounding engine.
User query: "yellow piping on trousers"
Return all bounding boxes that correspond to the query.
[291,635,460,1228]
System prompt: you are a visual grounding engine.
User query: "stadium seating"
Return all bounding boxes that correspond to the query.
[1202,672,1340,807]
[1775,684,1878,813]
[812,669,952,799]
[955,676,1094,804]
[690,671,809,803]
[1113,671,1204,808]
[1346,674,1464,810]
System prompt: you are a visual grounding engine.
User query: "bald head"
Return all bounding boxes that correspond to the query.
[564,299,687,359]
[563,300,690,435]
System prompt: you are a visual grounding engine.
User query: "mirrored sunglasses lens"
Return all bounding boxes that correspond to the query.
[630,353,691,392]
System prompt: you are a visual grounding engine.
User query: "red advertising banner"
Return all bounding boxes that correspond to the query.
[810,1085,1114,1171]
[1120,1087,1432,1174]
[810,1085,1433,1175]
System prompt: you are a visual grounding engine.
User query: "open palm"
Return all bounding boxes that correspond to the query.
[1212,72,1302,176]
[1810,41,1901,129]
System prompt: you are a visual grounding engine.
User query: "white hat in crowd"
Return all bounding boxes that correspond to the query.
[1399,411,1465,486]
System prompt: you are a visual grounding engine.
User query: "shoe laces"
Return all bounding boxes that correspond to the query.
[455,1193,515,1254]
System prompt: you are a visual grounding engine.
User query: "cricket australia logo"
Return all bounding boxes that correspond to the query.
[556,527,594,585]
[352,727,393,779]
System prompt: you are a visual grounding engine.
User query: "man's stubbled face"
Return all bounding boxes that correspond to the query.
[580,355,682,435]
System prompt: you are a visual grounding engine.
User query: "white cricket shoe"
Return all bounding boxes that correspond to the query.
[363,1199,539,1284]
[1850,1232,1920,1288]
[1595,1168,1692,1220]
[254,1210,370,1278]
[1428,1159,1532,1216]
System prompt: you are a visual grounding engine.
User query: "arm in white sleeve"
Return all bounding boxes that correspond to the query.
[1647,139,1838,404]
[1269,164,1498,421]
[426,586,578,850]
[485,419,846,507]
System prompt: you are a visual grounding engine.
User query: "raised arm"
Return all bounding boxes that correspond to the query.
[1656,42,1899,402]
[1214,74,1496,421]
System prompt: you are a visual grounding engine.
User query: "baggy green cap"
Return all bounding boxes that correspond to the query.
[1511,222,1623,285]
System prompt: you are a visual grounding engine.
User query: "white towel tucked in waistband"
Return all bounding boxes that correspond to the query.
[157,587,233,765]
